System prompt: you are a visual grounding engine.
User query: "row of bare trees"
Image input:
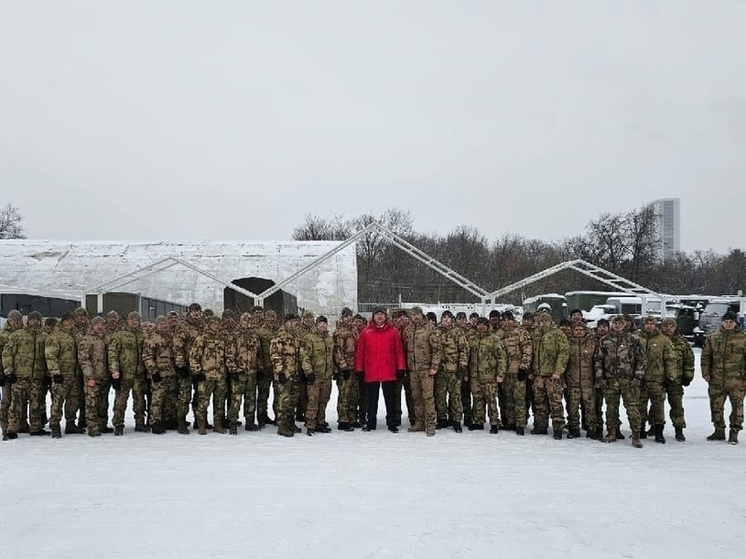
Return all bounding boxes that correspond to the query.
[293,207,745,304]
[0,203,25,240]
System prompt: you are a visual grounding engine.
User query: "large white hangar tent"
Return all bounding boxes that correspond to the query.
[0,239,357,318]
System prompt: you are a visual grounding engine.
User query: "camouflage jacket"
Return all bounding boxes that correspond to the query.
[270,327,302,380]
[225,328,262,375]
[78,331,108,381]
[189,332,226,380]
[173,318,203,369]
[468,331,507,382]
[566,335,597,388]
[108,327,146,377]
[665,332,695,384]
[639,329,676,383]
[531,326,569,377]
[0,323,21,378]
[301,330,334,379]
[332,323,358,372]
[1,326,47,380]
[437,324,469,374]
[497,325,533,374]
[594,331,647,381]
[143,332,175,377]
[257,324,280,374]
[402,322,443,373]
[44,326,78,377]
[701,327,746,382]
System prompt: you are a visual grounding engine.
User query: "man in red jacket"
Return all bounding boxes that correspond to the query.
[355,307,407,432]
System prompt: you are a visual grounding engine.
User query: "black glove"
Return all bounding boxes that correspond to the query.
[45,376,52,387]
[0,377,4,387]
[631,377,642,388]
[192,372,206,384]
[53,374,64,385]
[257,369,265,381]
[111,377,122,390]
[176,365,190,378]
[342,370,351,381]
[305,372,316,385]
[682,377,692,387]
[332,370,340,381]
[278,372,288,385]
[517,367,528,382]
[396,369,406,380]
[5,373,17,385]
[151,371,162,383]
[229,371,240,380]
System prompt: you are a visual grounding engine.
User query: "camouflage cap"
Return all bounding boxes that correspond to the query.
[643,316,657,324]
[340,307,354,318]
[265,309,277,319]
[661,317,677,328]
[61,312,75,323]
[611,315,625,324]
[206,315,220,325]
[154,316,168,325]
[410,306,423,316]
[45,317,58,326]
[90,316,105,327]
[284,313,298,321]
[27,311,43,322]
[188,303,202,312]
[203,309,215,317]
[74,307,89,318]
[302,310,315,318]
[106,310,120,320]
[127,311,141,321]
[7,309,22,320]
[373,306,387,316]
[222,309,237,320]
[455,311,467,319]
[441,310,454,319]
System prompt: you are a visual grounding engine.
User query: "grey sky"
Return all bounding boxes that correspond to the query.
[1,1,743,253]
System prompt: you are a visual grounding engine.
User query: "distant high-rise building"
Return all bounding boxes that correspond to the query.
[651,198,680,262]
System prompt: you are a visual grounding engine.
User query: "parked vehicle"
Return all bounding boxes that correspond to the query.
[693,298,746,347]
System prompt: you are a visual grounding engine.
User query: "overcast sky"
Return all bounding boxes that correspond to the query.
[1,1,743,253]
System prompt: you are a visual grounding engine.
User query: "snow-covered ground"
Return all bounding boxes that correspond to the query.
[4,349,744,558]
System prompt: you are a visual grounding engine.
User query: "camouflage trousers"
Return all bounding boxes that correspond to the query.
[113,374,148,428]
[305,377,332,430]
[99,378,112,427]
[50,375,79,427]
[197,378,227,424]
[75,372,86,426]
[410,370,436,430]
[336,374,359,424]
[150,375,177,425]
[461,377,472,424]
[640,381,667,427]
[471,377,500,427]
[566,383,598,431]
[8,378,46,433]
[275,379,300,432]
[256,372,276,420]
[297,381,308,419]
[500,373,527,428]
[708,378,745,431]
[228,373,257,424]
[532,376,565,430]
[356,376,367,424]
[395,374,416,426]
[84,381,109,436]
[603,377,641,432]
[435,371,463,423]
[666,382,686,428]
[174,376,192,422]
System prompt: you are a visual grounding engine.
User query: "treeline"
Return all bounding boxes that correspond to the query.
[292,208,746,304]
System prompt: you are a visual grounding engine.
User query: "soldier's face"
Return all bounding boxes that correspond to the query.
[644,321,657,334]
[571,313,583,323]
[596,324,609,336]
[722,319,737,330]
[477,322,488,333]
[412,313,423,324]
[188,310,202,321]
[662,323,676,336]
[128,317,140,329]
[168,316,180,328]
[316,321,328,333]
[373,312,386,326]
[442,316,452,327]
[93,322,106,336]
[611,321,625,333]
[503,318,515,330]
[490,317,499,327]
[156,321,169,334]
[572,325,585,339]
[522,319,533,328]
[456,317,466,326]
[9,316,22,329]
[28,317,41,328]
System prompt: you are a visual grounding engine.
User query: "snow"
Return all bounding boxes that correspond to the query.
[3,349,744,558]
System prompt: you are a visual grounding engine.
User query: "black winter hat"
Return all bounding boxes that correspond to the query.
[372,307,387,316]
[723,311,738,322]
[316,315,328,324]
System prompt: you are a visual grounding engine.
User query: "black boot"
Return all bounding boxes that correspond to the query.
[553,429,563,440]
[489,425,499,434]
[51,424,62,439]
[306,428,314,436]
[453,422,462,433]
[114,425,124,436]
[435,419,449,430]
[151,423,166,435]
[614,427,625,440]
[674,426,685,442]
[30,429,51,436]
[468,423,484,431]
[516,427,525,436]
[639,429,647,439]
[530,427,548,435]
[566,428,581,439]
[654,425,666,444]
[337,422,354,432]
[229,423,238,435]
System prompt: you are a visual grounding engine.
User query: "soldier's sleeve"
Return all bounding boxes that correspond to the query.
[554,330,570,374]
[633,337,647,379]
[495,338,508,379]
[173,329,187,368]
[78,337,94,379]
[457,333,470,371]
[44,333,61,374]
[701,336,713,378]
[1,334,17,375]
[107,334,121,374]
[333,331,349,371]
[519,330,533,370]
[300,338,313,373]
[429,329,443,370]
[681,342,695,382]
[142,337,157,374]
[136,333,146,375]
[188,336,204,374]
[593,340,605,381]
[224,337,239,374]
[662,339,677,382]
[270,335,283,378]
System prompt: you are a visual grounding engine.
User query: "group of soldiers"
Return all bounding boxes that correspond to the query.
[1,301,743,447]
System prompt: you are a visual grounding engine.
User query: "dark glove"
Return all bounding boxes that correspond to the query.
[53,374,65,385]
[151,371,162,383]
[332,370,340,381]
[305,372,316,385]
[257,369,265,381]
[45,376,52,387]
[111,377,122,390]
[342,370,351,381]
[396,369,406,380]
[517,367,528,382]
[682,377,692,387]
[0,377,4,387]
[229,371,240,381]
[192,372,206,384]
[5,373,17,385]
[278,372,287,385]
[176,365,190,378]
[631,377,642,388]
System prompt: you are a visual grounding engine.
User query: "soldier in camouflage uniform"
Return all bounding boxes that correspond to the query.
[458,312,475,426]
[496,311,532,435]
[529,312,569,439]
[220,309,240,424]
[271,314,303,437]
[44,312,81,438]
[2,311,49,438]
[661,317,695,441]
[353,314,369,428]
[143,316,176,434]
[190,316,228,435]
[522,312,537,426]
[300,316,334,435]
[392,310,415,427]
[1,310,24,440]
[225,312,263,435]
[468,317,507,433]
[295,310,315,422]
[565,323,600,440]
[77,317,109,437]
[109,311,147,435]
[333,307,359,431]
[638,316,677,443]
[435,311,469,433]
[594,315,648,448]
[72,307,90,430]
[402,307,443,436]
[256,309,280,428]
[701,311,746,444]
[173,303,203,428]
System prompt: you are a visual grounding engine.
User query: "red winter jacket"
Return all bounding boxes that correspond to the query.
[355,321,406,383]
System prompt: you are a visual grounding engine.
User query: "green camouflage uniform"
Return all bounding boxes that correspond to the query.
[594,331,647,434]
[256,317,280,423]
[638,328,676,428]
[77,329,109,436]
[701,326,746,432]
[468,331,507,427]
[108,325,147,430]
[565,334,599,432]
[531,325,569,431]
[1,321,24,435]
[496,325,532,428]
[2,324,48,434]
[44,325,79,430]
[332,321,359,425]
[190,329,227,429]
[664,331,695,428]
[142,330,176,427]
[270,326,302,435]
[225,326,262,427]
[301,329,334,430]
[435,323,469,424]
[173,317,202,423]
[403,320,443,432]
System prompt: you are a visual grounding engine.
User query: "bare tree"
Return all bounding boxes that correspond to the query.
[623,203,661,282]
[0,203,25,239]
